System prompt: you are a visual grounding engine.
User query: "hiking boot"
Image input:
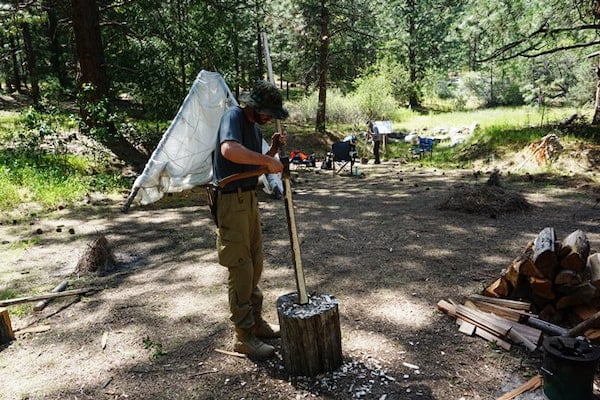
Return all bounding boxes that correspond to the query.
[233,328,275,359]
[252,319,281,339]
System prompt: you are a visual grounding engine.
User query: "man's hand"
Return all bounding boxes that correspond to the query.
[271,132,287,148]
[266,157,283,174]
[267,132,287,157]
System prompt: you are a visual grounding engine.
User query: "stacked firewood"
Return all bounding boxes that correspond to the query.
[484,227,600,332]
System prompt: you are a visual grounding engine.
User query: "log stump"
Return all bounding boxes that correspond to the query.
[276,293,342,377]
[0,307,15,345]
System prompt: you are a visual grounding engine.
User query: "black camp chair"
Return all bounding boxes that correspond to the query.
[331,141,356,175]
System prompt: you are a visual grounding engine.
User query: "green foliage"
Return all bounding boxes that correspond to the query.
[76,84,118,141]
[0,149,126,212]
[352,71,399,121]
[11,104,76,152]
[142,336,164,360]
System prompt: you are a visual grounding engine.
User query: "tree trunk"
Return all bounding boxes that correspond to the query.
[71,0,147,172]
[593,67,600,125]
[9,35,22,92]
[255,0,264,80]
[315,0,329,134]
[0,36,14,91]
[21,22,40,104]
[44,0,69,88]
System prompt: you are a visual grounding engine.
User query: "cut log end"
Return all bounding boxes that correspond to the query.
[277,293,342,377]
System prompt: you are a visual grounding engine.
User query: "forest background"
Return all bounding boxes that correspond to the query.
[1,0,600,209]
[2,2,600,399]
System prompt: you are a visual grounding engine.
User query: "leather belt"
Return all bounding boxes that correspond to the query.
[219,186,256,194]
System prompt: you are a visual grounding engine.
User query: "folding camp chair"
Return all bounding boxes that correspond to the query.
[410,137,434,159]
[331,141,356,175]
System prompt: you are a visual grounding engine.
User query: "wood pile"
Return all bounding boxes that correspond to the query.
[438,227,600,351]
[484,227,600,331]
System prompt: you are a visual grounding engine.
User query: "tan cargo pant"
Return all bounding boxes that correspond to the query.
[216,189,264,329]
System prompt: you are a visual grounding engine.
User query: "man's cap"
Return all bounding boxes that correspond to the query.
[239,80,289,120]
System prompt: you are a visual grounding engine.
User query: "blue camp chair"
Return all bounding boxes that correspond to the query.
[410,137,434,159]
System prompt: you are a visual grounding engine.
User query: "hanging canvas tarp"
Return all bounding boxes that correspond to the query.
[123,70,236,209]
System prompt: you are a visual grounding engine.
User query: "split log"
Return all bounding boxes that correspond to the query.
[34,280,68,311]
[566,309,600,337]
[484,277,511,298]
[528,276,554,299]
[467,294,531,311]
[467,300,535,322]
[532,227,558,280]
[559,229,590,272]
[0,307,14,344]
[554,270,582,287]
[556,294,586,310]
[277,293,342,377]
[589,253,600,288]
[573,304,600,321]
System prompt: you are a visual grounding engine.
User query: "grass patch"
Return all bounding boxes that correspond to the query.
[0,149,127,212]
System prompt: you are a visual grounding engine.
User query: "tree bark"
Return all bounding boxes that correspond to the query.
[315,0,329,134]
[71,0,147,172]
[277,293,342,377]
[593,66,600,125]
[9,35,22,92]
[21,22,40,104]
[44,0,69,88]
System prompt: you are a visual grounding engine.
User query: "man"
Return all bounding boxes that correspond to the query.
[367,121,381,164]
[212,80,288,359]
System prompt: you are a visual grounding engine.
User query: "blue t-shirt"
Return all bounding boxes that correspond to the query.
[212,106,263,190]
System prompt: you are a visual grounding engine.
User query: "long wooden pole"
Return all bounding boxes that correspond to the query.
[261,31,308,305]
[0,287,100,307]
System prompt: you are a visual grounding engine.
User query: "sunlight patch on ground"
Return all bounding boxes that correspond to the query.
[344,329,405,356]
[367,289,433,328]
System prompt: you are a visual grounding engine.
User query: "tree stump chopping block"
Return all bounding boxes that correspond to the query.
[276,293,342,377]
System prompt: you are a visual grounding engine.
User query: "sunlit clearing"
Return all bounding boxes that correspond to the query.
[369,289,433,328]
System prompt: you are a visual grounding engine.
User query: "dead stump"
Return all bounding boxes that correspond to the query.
[276,293,342,377]
[75,235,116,276]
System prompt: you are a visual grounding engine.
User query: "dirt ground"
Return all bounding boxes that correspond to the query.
[1,145,600,399]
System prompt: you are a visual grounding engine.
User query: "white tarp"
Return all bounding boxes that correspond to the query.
[129,70,236,205]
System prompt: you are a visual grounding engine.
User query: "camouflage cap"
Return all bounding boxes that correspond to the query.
[239,80,289,120]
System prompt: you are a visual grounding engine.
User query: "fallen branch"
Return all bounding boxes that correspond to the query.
[0,287,101,307]
[34,280,68,311]
[214,348,246,358]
